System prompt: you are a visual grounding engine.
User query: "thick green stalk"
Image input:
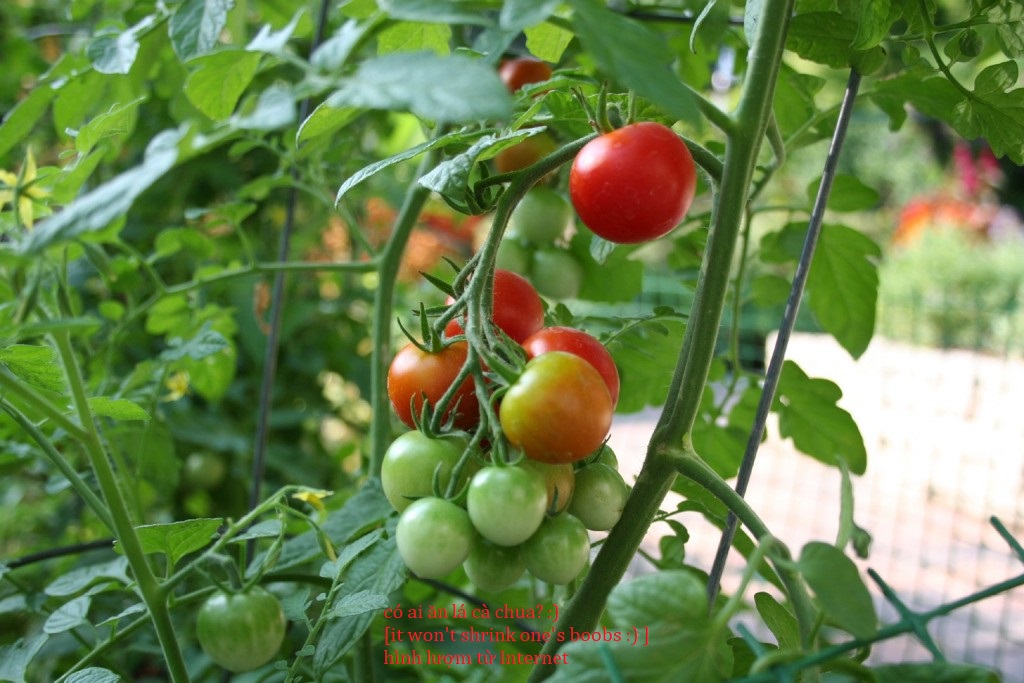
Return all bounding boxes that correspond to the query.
[52,332,191,683]
[367,148,442,477]
[526,3,796,679]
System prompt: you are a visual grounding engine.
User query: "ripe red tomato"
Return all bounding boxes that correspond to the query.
[500,351,613,464]
[445,269,545,343]
[196,587,286,673]
[522,326,620,408]
[569,122,697,244]
[387,341,478,430]
[499,57,553,92]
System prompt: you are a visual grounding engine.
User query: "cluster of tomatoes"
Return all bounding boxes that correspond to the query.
[384,267,629,590]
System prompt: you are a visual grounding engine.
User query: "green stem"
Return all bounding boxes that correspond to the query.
[367,149,440,477]
[51,332,191,683]
[0,401,114,531]
[0,367,89,442]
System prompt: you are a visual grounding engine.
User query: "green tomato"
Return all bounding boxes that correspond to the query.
[381,431,471,512]
[196,586,287,673]
[182,451,227,491]
[567,463,629,531]
[467,466,547,546]
[522,513,590,585]
[496,237,532,275]
[508,187,573,245]
[522,459,575,514]
[396,497,475,578]
[463,538,526,593]
[529,247,584,299]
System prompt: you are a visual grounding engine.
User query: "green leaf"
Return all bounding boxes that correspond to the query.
[0,344,64,393]
[806,174,880,212]
[786,12,886,73]
[170,0,234,61]
[524,21,573,63]
[378,0,495,25]
[774,360,867,474]
[798,541,876,639]
[297,103,361,144]
[871,71,963,132]
[570,231,644,304]
[43,596,91,635]
[132,518,222,563]
[335,130,469,201]
[0,636,48,683]
[988,0,1024,57]
[773,65,828,143]
[327,590,391,619]
[87,16,156,74]
[501,0,560,31]
[184,50,262,120]
[872,662,1001,683]
[418,129,542,197]
[246,12,304,54]
[160,324,229,361]
[327,52,512,123]
[838,0,899,50]
[377,21,451,55]
[311,20,366,72]
[75,97,146,155]
[548,571,733,682]
[953,61,1024,165]
[229,519,283,543]
[568,0,699,126]
[229,83,296,131]
[313,535,409,675]
[807,224,880,358]
[65,668,121,683]
[20,128,183,254]
[87,397,150,421]
[607,316,687,413]
[754,592,801,650]
[744,0,765,46]
[0,86,56,160]
[45,557,128,597]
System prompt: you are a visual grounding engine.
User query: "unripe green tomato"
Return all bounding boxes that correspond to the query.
[196,587,286,673]
[495,237,532,276]
[464,538,526,592]
[592,443,619,470]
[508,187,573,245]
[530,247,584,299]
[522,459,575,514]
[182,451,227,490]
[381,431,471,512]
[568,463,629,531]
[396,497,475,578]
[522,513,590,584]
[467,466,548,546]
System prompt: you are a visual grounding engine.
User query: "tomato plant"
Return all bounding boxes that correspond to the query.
[464,538,526,593]
[499,56,553,93]
[466,465,548,546]
[387,341,478,429]
[196,587,287,673]
[396,497,476,579]
[445,269,545,343]
[500,351,613,464]
[522,326,621,408]
[381,431,472,512]
[569,122,698,243]
[521,513,591,585]
[507,187,572,245]
[567,463,629,531]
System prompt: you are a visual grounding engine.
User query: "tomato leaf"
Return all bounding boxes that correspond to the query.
[184,51,262,121]
[65,668,121,683]
[871,71,963,132]
[170,0,234,62]
[838,0,901,50]
[988,0,1024,58]
[785,12,885,73]
[326,52,513,124]
[313,535,409,675]
[43,596,91,635]
[606,316,687,413]
[754,592,801,650]
[87,397,150,421]
[567,0,700,126]
[45,557,128,597]
[548,571,733,682]
[806,174,880,213]
[524,21,573,64]
[377,21,452,55]
[160,323,229,362]
[131,518,223,564]
[774,360,867,474]
[0,344,65,393]
[327,590,391,619]
[0,82,55,160]
[952,61,1024,165]
[378,0,494,26]
[500,0,560,31]
[798,541,877,639]
[0,636,48,683]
